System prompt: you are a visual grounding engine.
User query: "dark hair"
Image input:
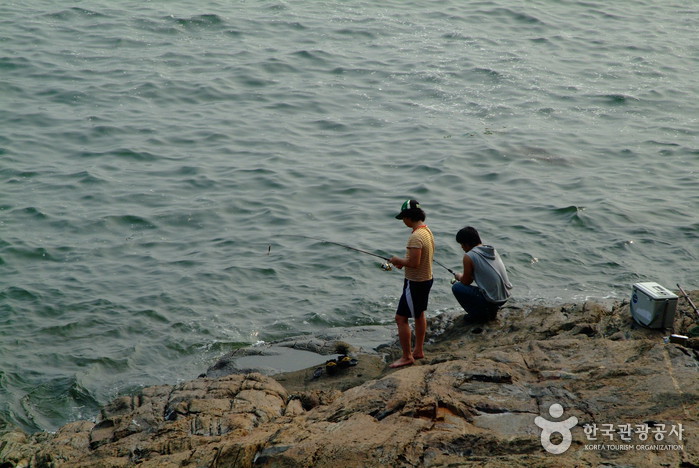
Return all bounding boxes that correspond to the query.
[403,208,426,222]
[455,226,481,247]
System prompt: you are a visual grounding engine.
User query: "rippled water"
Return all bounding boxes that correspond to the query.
[1,0,697,433]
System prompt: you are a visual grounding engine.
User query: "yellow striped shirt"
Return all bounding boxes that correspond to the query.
[405,226,434,282]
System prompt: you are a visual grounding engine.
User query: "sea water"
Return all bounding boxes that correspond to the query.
[1,0,697,433]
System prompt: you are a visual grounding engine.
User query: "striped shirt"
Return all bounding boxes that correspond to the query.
[405,225,434,282]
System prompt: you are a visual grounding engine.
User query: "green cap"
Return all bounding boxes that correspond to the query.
[395,199,420,219]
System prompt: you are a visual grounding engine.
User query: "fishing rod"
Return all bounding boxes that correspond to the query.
[317,239,391,262]
[271,235,393,270]
[677,283,699,317]
[275,234,457,276]
[298,236,394,270]
[435,259,456,276]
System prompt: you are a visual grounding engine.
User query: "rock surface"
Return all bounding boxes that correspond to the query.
[1,293,698,467]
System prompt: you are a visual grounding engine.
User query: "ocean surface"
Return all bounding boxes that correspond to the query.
[1,0,697,433]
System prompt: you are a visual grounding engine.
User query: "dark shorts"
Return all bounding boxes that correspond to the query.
[396,278,433,318]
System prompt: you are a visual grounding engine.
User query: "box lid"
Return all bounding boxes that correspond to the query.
[633,282,677,300]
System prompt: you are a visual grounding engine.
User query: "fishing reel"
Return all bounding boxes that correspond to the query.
[380,262,393,271]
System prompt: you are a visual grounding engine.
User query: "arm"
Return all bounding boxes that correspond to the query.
[390,246,422,270]
[454,254,474,285]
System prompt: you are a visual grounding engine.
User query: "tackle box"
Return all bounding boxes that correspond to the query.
[631,282,678,329]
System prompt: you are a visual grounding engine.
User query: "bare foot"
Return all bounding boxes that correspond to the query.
[413,352,425,360]
[389,357,414,368]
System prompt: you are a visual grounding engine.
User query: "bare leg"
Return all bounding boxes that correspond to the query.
[390,314,414,368]
[412,312,426,359]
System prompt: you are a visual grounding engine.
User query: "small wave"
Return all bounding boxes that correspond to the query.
[482,7,548,27]
[264,0,295,12]
[4,169,40,181]
[593,93,641,105]
[110,148,159,162]
[269,20,306,31]
[334,28,376,39]
[292,50,332,64]
[236,74,277,88]
[43,7,108,20]
[643,140,680,148]
[260,58,298,75]
[184,175,217,190]
[470,67,505,81]
[89,124,125,137]
[137,308,170,324]
[224,29,243,38]
[311,119,350,131]
[17,374,101,433]
[3,246,59,262]
[38,317,101,337]
[36,87,90,105]
[548,205,593,229]
[0,286,41,302]
[441,32,471,41]
[552,205,583,216]
[168,14,226,29]
[93,36,146,49]
[103,214,157,230]
[133,17,178,36]
[63,170,107,186]
[265,101,305,113]
[0,56,31,71]
[530,37,551,45]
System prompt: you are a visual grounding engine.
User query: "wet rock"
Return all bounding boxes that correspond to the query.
[204,345,340,378]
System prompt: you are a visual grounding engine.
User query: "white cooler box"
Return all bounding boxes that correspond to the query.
[631,282,678,329]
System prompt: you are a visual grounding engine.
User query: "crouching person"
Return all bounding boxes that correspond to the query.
[452,226,512,322]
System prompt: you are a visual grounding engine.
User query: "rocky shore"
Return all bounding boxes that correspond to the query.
[1,291,698,467]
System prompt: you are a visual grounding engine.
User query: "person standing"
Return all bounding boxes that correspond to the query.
[452,226,512,322]
[389,200,434,368]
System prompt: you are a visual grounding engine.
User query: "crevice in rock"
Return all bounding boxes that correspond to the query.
[372,402,405,421]
[474,405,510,414]
[466,372,513,384]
